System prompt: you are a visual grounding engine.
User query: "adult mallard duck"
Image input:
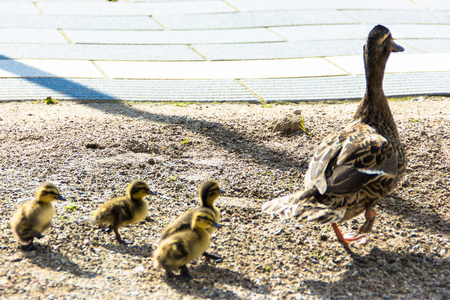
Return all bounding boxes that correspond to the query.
[262,25,407,245]
[10,182,66,251]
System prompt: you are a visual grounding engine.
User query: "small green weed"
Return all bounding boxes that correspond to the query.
[64,203,78,212]
[257,171,273,176]
[174,103,188,107]
[261,104,273,108]
[298,116,312,135]
[42,96,59,105]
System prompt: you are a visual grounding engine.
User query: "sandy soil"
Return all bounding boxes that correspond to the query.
[0,97,449,299]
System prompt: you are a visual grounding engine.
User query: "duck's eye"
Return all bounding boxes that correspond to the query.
[41,191,58,196]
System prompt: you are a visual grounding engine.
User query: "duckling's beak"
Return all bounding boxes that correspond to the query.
[147,189,157,196]
[393,41,404,52]
[220,190,226,195]
[212,221,222,229]
[57,195,67,201]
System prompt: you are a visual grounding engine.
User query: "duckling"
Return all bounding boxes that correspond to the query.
[10,182,66,251]
[93,180,156,244]
[159,180,224,260]
[262,25,406,245]
[153,208,221,280]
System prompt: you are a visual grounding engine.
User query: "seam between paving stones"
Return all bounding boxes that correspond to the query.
[32,2,44,15]
[58,29,73,44]
[236,79,266,104]
[322,57,352,75]
[187,45,209,61]
[150,15,168,30]
[223,0,241,13]
[90,61,109,79]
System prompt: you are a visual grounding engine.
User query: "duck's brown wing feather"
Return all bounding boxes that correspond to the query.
[263,122,399,222]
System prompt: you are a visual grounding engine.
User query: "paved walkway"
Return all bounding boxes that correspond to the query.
[0,0,449,102]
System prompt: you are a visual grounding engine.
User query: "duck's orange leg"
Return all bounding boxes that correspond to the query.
[332,223,367,245]
[359,209,377,233]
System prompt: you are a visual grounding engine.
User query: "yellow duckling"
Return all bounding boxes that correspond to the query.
[10,182,66,251]
[153,208,221,279]
[159,180,224,260]
[93,180,156,244]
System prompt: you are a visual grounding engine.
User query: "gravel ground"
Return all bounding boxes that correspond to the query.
[0,97,449,299]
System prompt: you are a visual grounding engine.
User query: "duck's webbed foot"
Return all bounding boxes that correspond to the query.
[332,223,367,246]
[23,230,44,239]
[178,265,192,280]
[105,225,113,233]
[203,252,223,262]
[21,241,37,251]
[163,266,192,281]
[113,227,130,245]
[163,267,176,279]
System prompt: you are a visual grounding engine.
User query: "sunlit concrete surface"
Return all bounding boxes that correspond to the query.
[0,0,448,101]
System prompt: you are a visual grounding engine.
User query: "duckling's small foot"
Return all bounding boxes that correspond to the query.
[105,225,113,233]
[116,238,131,245]
[23,229,44,239]
[179,266,192,281]
[332,223,367,245]
[203,252,223,262]
[164,267,176,279]
[113,228,130,245]
[21,242,37,251]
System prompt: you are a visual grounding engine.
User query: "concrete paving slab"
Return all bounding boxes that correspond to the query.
[153,10,356,30]
[327,53,450,75]
[192,40,370,61]
[400,39,450,53]
[0,44,204,61]
[0,29,67,44]
[343,10,450,25]
[37,1,236,16]
[95,58,347,79]
[0,15,162,30]
[414,0,450,10]
[271,25,376,41]
[0,60,104,78]
[227,0,422,11]
[241,72,450,102]
[0,3,38,14]
[271,24,450,41]
[63,28,284,44]
[0,78,258,102]
[0,1,448,102]
[388,25,450,39]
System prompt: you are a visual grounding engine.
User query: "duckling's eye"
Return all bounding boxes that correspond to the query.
[209,187,220,194]
[41,191,58,196]
[198,216,213,223]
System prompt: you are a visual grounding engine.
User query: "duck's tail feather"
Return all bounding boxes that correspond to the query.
[261,189,345,224]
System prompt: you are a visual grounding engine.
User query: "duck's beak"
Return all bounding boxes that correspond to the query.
[212,221,222,229]
[393,41,404,52]
[147,189,157,196]
[220,190,226,195]
[57,195,67,201]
